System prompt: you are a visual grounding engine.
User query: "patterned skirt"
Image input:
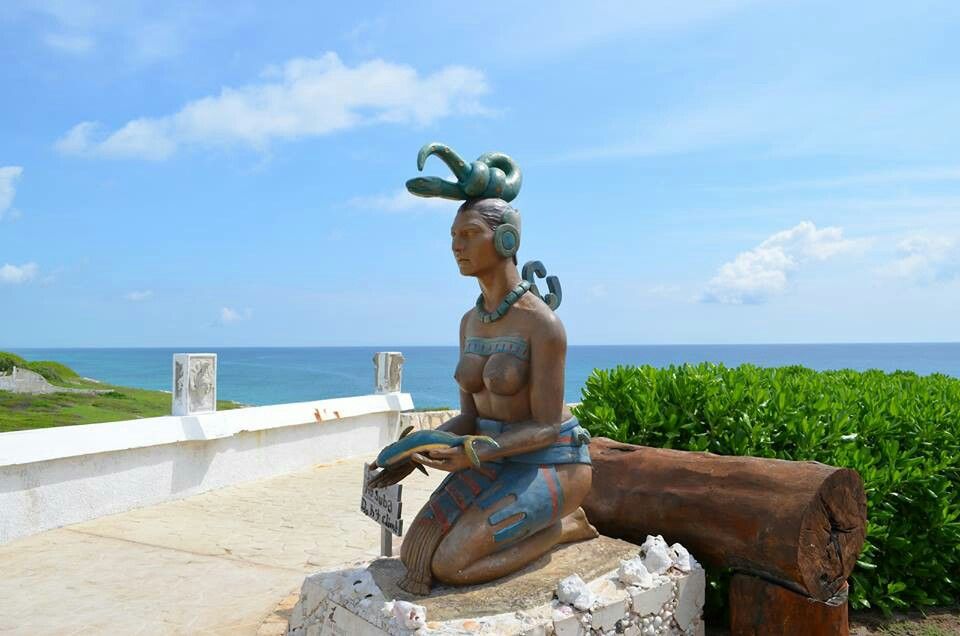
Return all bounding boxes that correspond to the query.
[419,416,591,546]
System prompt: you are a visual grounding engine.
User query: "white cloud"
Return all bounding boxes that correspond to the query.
[56,53,489,160]
[0,166,24,220]
[220,307,252,324]
[348,188,452,214]
[0,263,39,285]
[883,235,959,283]
[55,122,98,155]
[125,290,153,301]
[701,221,866,304]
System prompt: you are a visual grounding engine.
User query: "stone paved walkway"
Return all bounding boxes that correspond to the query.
[0,456,443,635]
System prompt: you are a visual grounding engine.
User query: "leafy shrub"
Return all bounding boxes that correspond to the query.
[26,360,79,384]
[0,352,29,375]
[575,363,960,615]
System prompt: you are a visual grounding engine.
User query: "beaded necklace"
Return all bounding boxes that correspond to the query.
[475,280,532,323]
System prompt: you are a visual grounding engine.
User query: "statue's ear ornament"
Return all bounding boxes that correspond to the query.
[406,143,522,203]
[493,223,520,259]
[493,208,522,259]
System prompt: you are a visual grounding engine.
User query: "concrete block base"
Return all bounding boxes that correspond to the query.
[286,536,705,635]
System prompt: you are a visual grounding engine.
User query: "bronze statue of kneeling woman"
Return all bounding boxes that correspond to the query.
[369,143,597,595]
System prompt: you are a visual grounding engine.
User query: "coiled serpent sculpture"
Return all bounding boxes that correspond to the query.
[406,141,562,311]
[406,142,523,202]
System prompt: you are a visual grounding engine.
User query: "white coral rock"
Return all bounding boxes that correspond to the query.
[557,574,594,610]
[640,535,673,575]
[350,570,379,598]
[669,543,699,573]
[617,557,654,588]
[382,600,427,630]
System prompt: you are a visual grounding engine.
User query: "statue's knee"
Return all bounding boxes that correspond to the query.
[431,557,469,585]
[431,542,471,585]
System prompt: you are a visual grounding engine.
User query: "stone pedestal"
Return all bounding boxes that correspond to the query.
[374,352,404,394]
[286,536,705,635]
[172,353,217,416]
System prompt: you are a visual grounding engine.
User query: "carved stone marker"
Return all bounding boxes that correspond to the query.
[172,353,217,416]
[373,352,404,394]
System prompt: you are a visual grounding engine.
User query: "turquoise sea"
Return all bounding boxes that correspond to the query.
[7,344,960,409]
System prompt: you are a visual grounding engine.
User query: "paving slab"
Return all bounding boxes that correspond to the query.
[0,455,443,635]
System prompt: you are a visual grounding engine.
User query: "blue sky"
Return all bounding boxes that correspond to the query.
[2,1,959,346]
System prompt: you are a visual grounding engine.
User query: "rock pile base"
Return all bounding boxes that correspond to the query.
[287,535,705,635]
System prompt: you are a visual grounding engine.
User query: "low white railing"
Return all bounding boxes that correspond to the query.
[0,352,412,545]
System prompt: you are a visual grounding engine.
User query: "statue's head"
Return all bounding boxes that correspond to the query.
[451,198,521,276]
[406,142,524,276]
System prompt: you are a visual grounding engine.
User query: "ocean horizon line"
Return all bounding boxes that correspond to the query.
[6,341,960,350]
[7,344,958,407]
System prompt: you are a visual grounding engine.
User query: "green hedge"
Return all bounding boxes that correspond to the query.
[574,363,960,615]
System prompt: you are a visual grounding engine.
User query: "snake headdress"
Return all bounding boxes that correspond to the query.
[405,142,562,311]
[405,143,522,202]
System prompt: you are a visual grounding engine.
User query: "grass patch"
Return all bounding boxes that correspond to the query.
[0,352,240,432]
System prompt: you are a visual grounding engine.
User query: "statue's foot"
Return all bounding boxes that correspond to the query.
[559,507,599,544]
[397,573,432,596]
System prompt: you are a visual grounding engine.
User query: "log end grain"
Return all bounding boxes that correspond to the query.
[798,468,867,599]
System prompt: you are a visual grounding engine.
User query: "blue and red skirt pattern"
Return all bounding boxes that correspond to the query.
[419,417,591,545]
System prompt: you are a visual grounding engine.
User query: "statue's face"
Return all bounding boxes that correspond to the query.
[451,207,499,276]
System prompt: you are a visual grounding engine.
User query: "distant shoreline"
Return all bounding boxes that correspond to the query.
[8,344,959,409]
[6,341,960,349]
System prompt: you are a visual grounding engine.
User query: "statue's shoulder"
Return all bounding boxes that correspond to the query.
[517,294,565,343]
[460,307,476,329]
[459,307,478,341]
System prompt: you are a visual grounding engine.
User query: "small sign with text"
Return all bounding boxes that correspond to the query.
[361,463,403,537]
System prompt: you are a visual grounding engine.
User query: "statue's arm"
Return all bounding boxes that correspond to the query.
[436,392,479,435]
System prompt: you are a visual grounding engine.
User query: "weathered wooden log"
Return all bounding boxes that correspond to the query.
[729,574,849,636]
[583,438,866,600]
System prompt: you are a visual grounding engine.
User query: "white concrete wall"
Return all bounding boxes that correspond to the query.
[0,393,412,545]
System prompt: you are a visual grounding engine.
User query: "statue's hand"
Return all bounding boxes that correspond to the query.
[411,446,472,473]
[367,460,416,488]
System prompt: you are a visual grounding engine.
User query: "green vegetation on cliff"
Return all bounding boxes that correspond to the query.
[0,351,239,433]
[0,351,80,384]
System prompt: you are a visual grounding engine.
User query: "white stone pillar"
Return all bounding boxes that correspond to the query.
[172,353,217,416]
[373,352,404,394]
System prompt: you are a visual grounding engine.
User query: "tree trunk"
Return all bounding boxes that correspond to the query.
[729,574,849,636]
[583,438,866,601]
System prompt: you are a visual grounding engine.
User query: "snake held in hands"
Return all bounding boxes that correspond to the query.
[373,428,500,470]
